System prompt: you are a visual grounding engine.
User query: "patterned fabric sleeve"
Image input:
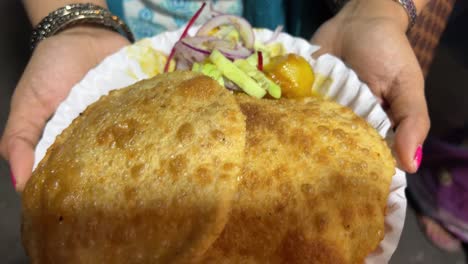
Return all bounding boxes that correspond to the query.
[408,0,456,76]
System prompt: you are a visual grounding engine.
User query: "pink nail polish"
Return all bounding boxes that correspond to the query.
[10,171,16,188]
[414,145,423,170]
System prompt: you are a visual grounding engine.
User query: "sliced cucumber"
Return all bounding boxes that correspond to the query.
[209,49,266,98]
[192,62,202,72]
[246,53,258,66]
[192,62,225,86]
[246,52,271,67]
[234,59,281,99]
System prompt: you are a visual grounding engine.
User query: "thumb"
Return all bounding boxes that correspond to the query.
[0,88,51,191]
[387,72,430,173]
[309,19,342,59]
[4,135,35,192]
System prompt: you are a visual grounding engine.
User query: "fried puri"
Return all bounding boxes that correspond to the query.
[22,71,246,263]
[202,94,395,264]
[22,72,395,264]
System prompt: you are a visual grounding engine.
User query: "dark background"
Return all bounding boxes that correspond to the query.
[0,0,466,263]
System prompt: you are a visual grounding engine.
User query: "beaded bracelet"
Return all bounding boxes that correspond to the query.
[31,3,134,51]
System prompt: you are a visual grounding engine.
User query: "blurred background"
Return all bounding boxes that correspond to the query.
[0,0,466,263]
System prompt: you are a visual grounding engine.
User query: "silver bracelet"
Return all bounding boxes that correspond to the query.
[30,3,135,50]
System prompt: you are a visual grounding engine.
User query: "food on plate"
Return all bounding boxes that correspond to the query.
[160,3,314,99]
[203,94,395,263]
[126,39,176,78]
[24,5,396,263]
[264,53,316,98]
[22,71,247,263]
[22,71,395,263]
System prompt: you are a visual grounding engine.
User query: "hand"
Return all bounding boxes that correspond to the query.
[0,26,130,191]
[311,0,430,173]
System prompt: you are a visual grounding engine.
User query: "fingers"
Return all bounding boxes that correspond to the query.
[393,110,429,173]
[310,30,331,59]
[310,46,331,60]
[310,20,341,59]
[2,132,35,192]
[387,70,430,173]
[0,83,51,191]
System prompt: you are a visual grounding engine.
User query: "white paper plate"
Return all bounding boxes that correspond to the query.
[33,26,406,263]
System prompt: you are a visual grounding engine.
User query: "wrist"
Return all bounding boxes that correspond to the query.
[35,25,129,63]
[337,0,411,33]
[59,25,126,39]
[39,25,130,51]
[23,0,108,26]
[57,25,131,46]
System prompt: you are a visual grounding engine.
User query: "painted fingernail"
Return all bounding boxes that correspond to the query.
[10,171,16,188]
[414,145,423,171]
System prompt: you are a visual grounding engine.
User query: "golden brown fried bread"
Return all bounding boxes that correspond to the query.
[23,72,395,264]
[22,72,246,264]
[201,94,395,264]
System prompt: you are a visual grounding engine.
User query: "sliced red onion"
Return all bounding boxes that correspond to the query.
[257,51,263,71]
[179,41,208,61]
[174,39,250,69]
[212,25,237,40]
[205,39,236,50]
[196,15,255,50]
[182,36,218,48]
[175,57,192,70]
[173,41,209,70]
[264,25,284,45]
[181,37,251,60]
[218,46,252,59]
[164,2,207,72]
[204,39,252,58]
[181,39,211,55]
[182,37,236,54]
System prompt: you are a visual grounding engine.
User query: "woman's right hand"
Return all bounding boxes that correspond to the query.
[0,26,130,191]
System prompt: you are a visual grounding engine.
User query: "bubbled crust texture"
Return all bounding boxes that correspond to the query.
[22,73,395,264]
[202,94,395,264]
[22,72,247,264]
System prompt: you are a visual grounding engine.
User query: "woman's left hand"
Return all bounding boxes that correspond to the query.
[311,0,430,173]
